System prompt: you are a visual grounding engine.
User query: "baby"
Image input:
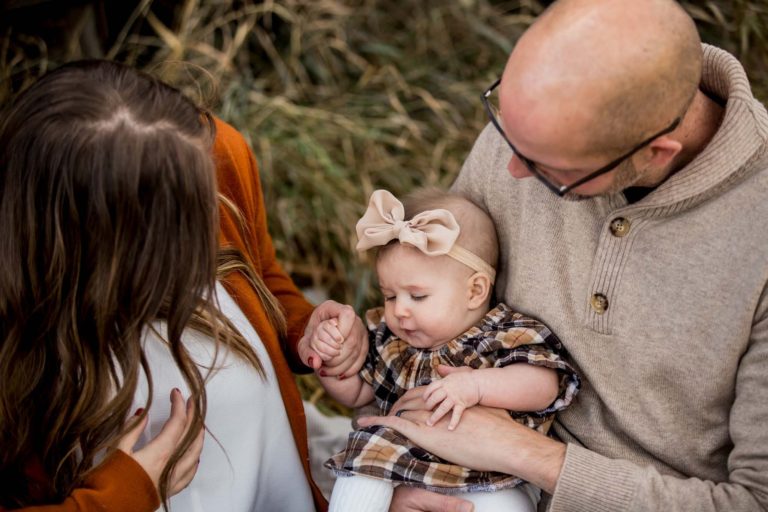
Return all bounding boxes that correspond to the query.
[308,188,580,512]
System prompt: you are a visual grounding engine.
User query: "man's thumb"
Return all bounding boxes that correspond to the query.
[441,494,474,512]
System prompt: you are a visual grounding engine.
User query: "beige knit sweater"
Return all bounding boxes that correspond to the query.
[453,44,768,512]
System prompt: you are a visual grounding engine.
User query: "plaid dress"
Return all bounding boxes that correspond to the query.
[325,303,580,493]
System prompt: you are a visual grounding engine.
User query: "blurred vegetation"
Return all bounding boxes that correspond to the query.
[2,0,767,415]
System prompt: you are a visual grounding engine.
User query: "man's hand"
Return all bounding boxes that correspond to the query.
[299,300,368,377]
[357,405,565,494]
[390,385,430,416]
[422,366,478,429]
[389,486,474,512]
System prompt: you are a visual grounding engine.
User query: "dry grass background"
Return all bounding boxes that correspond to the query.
[2,0,766,415]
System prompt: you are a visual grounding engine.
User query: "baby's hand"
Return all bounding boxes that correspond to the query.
[309,318,344,362]
[422,367,479,430]
[299,300,368,376]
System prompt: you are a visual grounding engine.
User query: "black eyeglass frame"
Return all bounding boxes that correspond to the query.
[481,78,682,196]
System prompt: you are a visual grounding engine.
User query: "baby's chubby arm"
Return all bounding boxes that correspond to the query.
[311,318,375,407]
[318,370,375,409]
[423,364,560,430]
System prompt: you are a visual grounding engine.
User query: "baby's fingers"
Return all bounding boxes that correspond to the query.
[447,404,466,431]
[323,320,344,344]
[423,386,447,411]
[426,398,454,427]
[311,334,342,360]
[317,323,343,346]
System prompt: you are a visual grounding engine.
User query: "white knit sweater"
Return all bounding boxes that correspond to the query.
[133,283,314,512]
[453,44,768,512]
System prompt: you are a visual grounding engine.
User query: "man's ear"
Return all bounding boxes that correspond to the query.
[467,272,492,310]
[641,136,683,171]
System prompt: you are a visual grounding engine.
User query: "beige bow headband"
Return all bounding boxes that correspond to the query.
[355,189,496,283]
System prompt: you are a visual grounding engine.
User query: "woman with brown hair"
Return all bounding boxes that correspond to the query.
[0,60,364,511]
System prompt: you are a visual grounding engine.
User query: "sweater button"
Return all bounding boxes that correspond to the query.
[609,217,631,237]
[590,293,609,314]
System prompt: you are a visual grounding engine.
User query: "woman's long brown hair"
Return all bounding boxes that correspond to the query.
[0,60,282,508]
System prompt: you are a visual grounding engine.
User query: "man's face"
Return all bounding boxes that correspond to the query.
[496,73,651,198]
[506,150,644,200]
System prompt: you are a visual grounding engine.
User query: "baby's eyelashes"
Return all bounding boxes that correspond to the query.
[383,294,428,302]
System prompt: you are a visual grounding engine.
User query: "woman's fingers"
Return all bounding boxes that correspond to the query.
[144,388,189,451]
[334,304,360,339]
[124,389,205,497]
[116,410,149,454]
[297,340,322,370]
[168,406,205,495]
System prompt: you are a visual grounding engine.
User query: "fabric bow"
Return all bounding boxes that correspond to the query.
[355,190,460,255]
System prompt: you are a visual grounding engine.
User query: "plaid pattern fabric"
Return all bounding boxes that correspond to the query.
[325,303,580,493]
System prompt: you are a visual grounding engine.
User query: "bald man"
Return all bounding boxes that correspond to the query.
[359,0,768,511]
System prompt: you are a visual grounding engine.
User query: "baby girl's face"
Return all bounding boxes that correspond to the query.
[376,244,477,350]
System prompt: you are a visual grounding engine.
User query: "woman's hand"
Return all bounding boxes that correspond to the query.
[308,318,344,361]
[321,322,367,378]
[299,300,368,377]
[117,388,205,496]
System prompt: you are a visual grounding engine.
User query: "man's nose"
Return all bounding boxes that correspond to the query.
[507,154,534,179]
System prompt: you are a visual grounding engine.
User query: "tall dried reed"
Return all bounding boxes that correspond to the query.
[2,0,766,414]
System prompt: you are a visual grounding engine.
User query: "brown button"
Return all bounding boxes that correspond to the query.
[590,293,609,314]
[609,217,631,237]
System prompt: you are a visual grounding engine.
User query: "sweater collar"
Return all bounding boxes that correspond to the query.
[617,44,768,211]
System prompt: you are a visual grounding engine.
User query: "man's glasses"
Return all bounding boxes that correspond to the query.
[481,78,682,196]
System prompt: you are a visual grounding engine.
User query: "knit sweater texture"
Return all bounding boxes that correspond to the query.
[453,44,768,512]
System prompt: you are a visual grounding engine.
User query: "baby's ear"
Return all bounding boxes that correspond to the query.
[466,272,492,309]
